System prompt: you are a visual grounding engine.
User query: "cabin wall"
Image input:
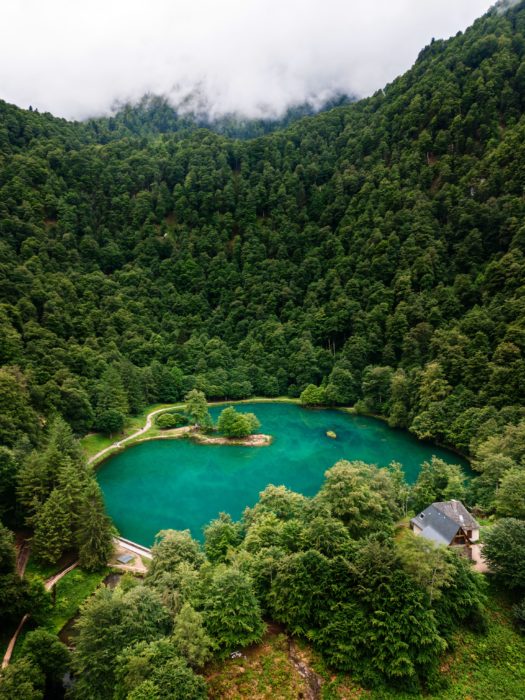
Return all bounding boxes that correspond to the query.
[411,522,423,535]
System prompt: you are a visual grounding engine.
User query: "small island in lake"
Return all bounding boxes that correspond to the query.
[191,432,272,447]
[197,405,271,446]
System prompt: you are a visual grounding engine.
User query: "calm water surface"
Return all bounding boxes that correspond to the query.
[97,403,469,546]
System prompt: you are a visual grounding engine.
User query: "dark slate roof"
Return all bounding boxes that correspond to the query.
[433,500,479,530]
[411,505,461,545]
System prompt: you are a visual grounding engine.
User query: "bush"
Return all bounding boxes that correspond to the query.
[156,413,187,429]
[21,629,71,683]
[300,384,327,406]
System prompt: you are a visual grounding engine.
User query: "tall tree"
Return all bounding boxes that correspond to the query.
[411,457,467,513]
[184,390,212,429]
[77,480,114,571]
[172,602,213,669]
[316,460,399,538]
[483,519,525,590]
[202,566,265,653]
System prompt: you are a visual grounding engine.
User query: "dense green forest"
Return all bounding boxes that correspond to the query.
[2,1,525,514]
[2,0,525,696]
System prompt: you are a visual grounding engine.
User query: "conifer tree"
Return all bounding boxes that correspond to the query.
[32,489,73,564]
[172,602,213,668]
[202,566,265,653]
[18,417,86,526]
[95,366,129,433]
[78,480,114,571]
[57,456,89,535]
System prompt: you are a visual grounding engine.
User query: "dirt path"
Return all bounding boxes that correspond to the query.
[1,614,30,670]
[471,543,489,573]
[45,561,79,591]
[2,561,79,669]
[16,542,30,577]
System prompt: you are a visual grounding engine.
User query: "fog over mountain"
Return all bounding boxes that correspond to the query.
[1,0,493,120]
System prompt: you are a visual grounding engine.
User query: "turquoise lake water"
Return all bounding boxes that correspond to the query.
[97,403,470,546]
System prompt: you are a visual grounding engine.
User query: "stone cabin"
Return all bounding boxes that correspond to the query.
[410,500,479,557]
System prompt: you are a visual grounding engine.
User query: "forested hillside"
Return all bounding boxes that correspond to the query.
[84,93,353,141]
[2,2,525,698]
[1,4,525,514]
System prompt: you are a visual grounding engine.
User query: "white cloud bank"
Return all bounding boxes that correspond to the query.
[0,0,494,120]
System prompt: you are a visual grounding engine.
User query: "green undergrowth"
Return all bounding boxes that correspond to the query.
[435,585,525,700]
[206,631,309,699]
[42,567,109,635]
[9,567,108,663]
[25,557,69,581]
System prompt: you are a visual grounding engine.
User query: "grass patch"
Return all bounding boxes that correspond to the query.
[81,432,114,460]
[81,403,183,460]
[43,567,108,635]
[206,631,309,700]
[25,557,68,581]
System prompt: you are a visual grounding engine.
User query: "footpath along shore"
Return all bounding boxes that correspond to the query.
[87,399,290,465]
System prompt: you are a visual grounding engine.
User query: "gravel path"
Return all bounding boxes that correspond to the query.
[2,561,79,669]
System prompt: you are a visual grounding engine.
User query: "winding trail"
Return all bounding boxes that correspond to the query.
[87,406,183,465]
[16,541,30,577]
[1,615,29,670]
[87,398,298,466]
[1,561,78,669]
[44,561,79,591]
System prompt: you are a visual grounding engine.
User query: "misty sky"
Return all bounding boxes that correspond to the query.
[1,0,494,121]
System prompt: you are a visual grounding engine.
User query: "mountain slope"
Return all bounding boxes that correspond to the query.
[0,1,524,482]
[83,93,353,141]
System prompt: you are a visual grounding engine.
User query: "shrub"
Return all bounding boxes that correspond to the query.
[156,413,187,429]
[300,384,327,406]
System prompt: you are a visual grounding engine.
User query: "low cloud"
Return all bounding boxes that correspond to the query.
[0,0,493,120]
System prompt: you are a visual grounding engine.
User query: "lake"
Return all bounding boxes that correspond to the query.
[97,402,470,546]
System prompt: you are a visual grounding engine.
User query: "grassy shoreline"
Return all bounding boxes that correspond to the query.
[82,397,299,466]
